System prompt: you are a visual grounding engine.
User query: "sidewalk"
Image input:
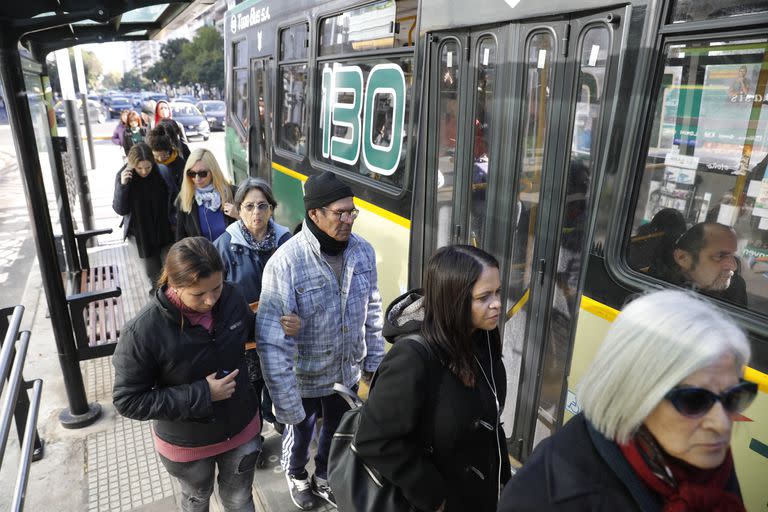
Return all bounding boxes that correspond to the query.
[0,136,333,511]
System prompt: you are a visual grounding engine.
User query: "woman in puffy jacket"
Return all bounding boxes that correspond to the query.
[112,237,261,512]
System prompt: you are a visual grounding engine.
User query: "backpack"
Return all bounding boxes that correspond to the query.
[328,334,437,512]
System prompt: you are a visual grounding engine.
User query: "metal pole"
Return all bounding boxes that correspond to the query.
[0,30,100,428]
[78,92,96,169]
[63,99,95,232]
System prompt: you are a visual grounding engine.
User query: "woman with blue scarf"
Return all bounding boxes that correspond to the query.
[214,178,297,445]
[176,148,238,242]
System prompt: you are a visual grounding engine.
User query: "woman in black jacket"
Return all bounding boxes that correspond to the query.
[112,142,178,293]
[112,237,261,512]
[354,245,510,512]
[147,123,187,188]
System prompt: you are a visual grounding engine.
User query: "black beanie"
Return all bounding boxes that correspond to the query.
[303,172,354,210]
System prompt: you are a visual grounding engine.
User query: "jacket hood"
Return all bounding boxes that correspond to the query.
[225,219,290,249]
[383,288,424,343]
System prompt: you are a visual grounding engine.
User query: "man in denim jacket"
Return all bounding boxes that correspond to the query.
[256,171,384,510]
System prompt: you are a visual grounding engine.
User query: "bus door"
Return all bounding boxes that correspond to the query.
[502,11,621,460]
[426,27,503,252]
[249,57,272,181]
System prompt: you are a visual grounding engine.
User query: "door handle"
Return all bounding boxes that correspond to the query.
[537,259,546,285]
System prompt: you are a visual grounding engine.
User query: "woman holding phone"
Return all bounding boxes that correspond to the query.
[113,237,261,512]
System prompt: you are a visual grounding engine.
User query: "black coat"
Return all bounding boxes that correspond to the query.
[112,163,178,242]
[112,283,259,447]
[354,290,510,512]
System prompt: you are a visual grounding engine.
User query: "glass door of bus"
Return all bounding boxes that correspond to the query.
[503,11,620,460]
[426,27,502,253]
[250,58,272,181]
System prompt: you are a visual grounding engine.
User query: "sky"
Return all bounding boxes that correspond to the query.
[79,42,130,75]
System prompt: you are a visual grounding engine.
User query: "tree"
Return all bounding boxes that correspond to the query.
[181,26,224,92]
[147,38,189,86]
[121,70,145,90]
[102,71,122,90]
[80,50,103,90]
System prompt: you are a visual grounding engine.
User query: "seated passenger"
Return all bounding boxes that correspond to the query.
[652,222,747,307]
[352,245,511,512]
[498,290,756,511]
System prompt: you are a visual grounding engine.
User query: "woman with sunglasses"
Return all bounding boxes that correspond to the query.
[213,177,298,440]
[176,148,238,242]
[498,290,757,512]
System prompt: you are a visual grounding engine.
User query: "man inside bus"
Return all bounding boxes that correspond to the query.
[657,222,747,307]
[256,171,385,510]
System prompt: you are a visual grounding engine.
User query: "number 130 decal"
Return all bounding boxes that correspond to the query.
[320,63,406,176]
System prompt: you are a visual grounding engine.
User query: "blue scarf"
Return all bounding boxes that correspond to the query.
[238,219,277,253]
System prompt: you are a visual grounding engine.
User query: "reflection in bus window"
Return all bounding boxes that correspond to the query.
[233,69,248,131]
[628,37,768,315]
[277,64,308,156]
[315,56,413,188]
[501,30,554,439]
[535,26,610,446]
[434,41,460,248]
[467,37,496,248]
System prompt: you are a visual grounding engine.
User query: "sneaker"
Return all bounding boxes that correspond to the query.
[311,475,337,507]
[286,472,316,510]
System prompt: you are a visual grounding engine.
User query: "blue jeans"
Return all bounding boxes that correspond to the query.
[158,436,260,512]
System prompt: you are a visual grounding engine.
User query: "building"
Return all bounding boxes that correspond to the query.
[128,40,161,75]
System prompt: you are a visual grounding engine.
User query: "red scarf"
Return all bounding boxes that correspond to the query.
[165,287,214,332]
[620,429,744,512]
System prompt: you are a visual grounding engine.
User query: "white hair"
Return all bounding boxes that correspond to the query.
[576,290,750,444]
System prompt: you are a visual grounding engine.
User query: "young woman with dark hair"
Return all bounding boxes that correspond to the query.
[112,142,178,293]
[113,237,261,512]
[352,245,511,512]
[147,123,187,187]
[158,117,191,160]
[122,110,147,156]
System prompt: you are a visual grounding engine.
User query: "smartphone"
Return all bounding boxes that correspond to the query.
[216,369,231,379]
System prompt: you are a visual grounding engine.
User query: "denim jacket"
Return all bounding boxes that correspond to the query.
[255,222,385,425]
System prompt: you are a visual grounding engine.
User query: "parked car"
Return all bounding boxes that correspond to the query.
[108,96,132,118]
[171,102,210,140]
[175,95,197,103]
[54,99,107,125]
[196,100,225,131]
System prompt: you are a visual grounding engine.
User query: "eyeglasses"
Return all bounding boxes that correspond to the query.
[321,207,359,222]
[664,379,757,418]
[242,202,271,213]
[187,170,210,179]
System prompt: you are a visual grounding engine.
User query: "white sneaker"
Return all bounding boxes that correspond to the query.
[311,475,337,507]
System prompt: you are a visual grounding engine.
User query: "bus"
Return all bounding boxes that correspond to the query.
[223,0,768,508]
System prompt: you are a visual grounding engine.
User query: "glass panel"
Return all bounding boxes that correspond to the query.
[501,31,555,440]
[233,69,249,130]
[534,27,611,446]
[433,41,460,248]
[280,23,309,61]
[234,41,247,69]
[277,64,309,155]
[253,64,268,169]
[671,0,768,23]
[121,4,169,23]
[467,37,497,248]
[315,55,413,188]
[627,38,768,344]
[319,0,418,55]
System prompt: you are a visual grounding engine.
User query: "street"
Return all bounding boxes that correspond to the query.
[0,119,227,310]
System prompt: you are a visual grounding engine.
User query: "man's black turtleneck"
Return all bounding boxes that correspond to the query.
[305,213,348,256]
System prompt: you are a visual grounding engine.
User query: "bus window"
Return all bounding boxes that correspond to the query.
[232,40,249,132]
[467,36,497,247]
[534,25,610,444]
[627,37,768,316]
[278,24,309,156]
[502,30,555,435]
[670,0,768,24]
[433,40,460,248]
[318,0,417,56]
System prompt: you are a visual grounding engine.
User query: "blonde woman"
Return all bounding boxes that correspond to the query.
[176,149,238,242]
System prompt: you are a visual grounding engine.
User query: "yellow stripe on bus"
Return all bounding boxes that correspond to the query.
[506,289,530,320]
[580,295,768,394]
[271,162,411,229]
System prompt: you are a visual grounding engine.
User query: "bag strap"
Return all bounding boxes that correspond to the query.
[333,382,363,409]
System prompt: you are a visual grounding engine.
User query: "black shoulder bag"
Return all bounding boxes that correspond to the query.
[328,334,437,512]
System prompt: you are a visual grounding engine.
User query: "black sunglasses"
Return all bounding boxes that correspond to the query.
[187,170,210,179]
[664,380,757,418]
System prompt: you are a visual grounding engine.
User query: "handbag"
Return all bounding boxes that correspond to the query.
[328,334,435,512]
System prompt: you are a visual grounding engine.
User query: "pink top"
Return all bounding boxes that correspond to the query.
[153,412,261,462]
[165,287,214,332]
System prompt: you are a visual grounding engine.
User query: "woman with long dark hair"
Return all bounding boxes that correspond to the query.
[112,142,177,293]
[352,245,511,512]
[113,237,261,512]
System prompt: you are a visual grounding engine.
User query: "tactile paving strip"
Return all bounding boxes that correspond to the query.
[85,415,175,511]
